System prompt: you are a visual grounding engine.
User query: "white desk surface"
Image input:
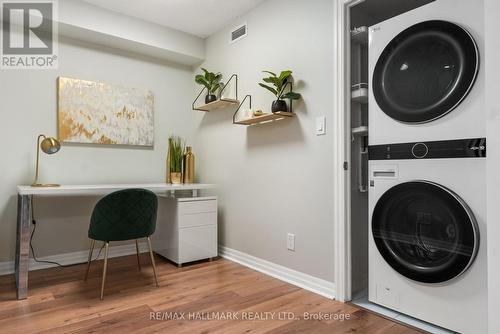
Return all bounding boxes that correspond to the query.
[17,183,215,196]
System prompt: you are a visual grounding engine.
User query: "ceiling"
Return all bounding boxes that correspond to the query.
[82,0,266,38]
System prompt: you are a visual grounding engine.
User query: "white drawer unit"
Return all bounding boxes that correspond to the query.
[152,196,218,266]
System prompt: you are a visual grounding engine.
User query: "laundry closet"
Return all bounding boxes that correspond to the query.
[348,0,487,333]
[349,0,435,300]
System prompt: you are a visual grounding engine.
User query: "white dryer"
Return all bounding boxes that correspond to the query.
[369,0,484,145]
[368,138,487,333]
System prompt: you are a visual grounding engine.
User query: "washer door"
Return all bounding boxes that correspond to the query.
[372,181,479,283]
[372,20,479,123]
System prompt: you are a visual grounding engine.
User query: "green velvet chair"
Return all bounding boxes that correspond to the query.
[84,188,159,300]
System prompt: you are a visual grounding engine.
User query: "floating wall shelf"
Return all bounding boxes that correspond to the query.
[351,83,368,104]
[234,111,295,125]
[351,26,368,44]
[193,74,240,112]
[233,81,297,126]
[195,98,240,112]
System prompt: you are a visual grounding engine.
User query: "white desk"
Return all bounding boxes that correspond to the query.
[15,183,215,300]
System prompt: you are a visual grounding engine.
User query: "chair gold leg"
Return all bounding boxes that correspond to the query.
[135,239,141,271]
[147,237,159,288]
[84,239,95,281]
[100,242,109,300]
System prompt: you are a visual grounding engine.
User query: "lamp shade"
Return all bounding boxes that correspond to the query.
[40,137,60,154]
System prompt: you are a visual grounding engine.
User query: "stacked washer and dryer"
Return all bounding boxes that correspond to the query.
[367,0,487,333]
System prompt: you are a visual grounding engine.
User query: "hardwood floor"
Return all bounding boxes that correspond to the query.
[0,254,422,334]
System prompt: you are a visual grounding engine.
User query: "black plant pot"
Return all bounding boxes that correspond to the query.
[205,94,217,104]
[272,99,288,113]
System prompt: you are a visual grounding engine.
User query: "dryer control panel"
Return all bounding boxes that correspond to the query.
[369,138,486,160]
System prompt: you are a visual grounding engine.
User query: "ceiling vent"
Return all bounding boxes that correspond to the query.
[230,23,247,44]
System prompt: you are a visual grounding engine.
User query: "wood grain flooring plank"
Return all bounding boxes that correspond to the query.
[0,255,423,334]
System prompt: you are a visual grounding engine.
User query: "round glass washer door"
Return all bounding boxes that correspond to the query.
[372,20,479,124]
[371,181,479,283]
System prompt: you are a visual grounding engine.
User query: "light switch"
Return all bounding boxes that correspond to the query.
[287,233,295,251]
[316,116,326,135]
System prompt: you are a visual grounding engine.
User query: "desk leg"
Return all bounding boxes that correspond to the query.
[15,194,31,300]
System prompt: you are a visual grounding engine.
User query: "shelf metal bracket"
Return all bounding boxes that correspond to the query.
[233,94,252,124]
[232,81,296,124]
[192,74,239,111]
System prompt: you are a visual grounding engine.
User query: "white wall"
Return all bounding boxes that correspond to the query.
[0,36,197,261]
[193,0,335,282]
[485,0,500,332]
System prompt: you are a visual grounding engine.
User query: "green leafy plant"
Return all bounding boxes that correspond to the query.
[259,70,301,100]
[168,135,185,173]
[195,68,224,96]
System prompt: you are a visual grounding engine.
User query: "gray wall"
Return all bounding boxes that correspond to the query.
[0,37,196,261]
[0,0,336,285]
[193,0,335,282]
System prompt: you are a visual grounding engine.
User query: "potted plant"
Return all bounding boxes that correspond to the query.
[195,68,224,104]
[259,70,301,113]
[168,135,185,184]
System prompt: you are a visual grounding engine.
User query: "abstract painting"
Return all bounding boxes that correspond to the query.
[57,77,154,146]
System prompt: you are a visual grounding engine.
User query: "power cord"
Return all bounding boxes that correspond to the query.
[29,196,105,268]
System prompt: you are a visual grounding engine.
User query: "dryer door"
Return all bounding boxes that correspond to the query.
[372,20,479,124]
[372,181,479,283]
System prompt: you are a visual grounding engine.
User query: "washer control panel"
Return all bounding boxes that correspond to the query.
[411,143,429,159]
[369,138,486,160]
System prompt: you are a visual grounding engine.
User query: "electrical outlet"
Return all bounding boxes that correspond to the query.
[287,233,295,251]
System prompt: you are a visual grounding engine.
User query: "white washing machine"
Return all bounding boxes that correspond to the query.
[369,0,484,145]
[368,138,487,333]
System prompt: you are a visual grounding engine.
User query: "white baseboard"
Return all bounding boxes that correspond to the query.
[219,246,335,299]
[0,242,148,276]
[0,244,336,300]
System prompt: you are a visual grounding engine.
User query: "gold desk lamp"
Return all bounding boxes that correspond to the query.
[31,134,61,187]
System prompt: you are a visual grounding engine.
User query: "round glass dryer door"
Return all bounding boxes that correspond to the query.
[372,181,479,283]
[372,20,479,123]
